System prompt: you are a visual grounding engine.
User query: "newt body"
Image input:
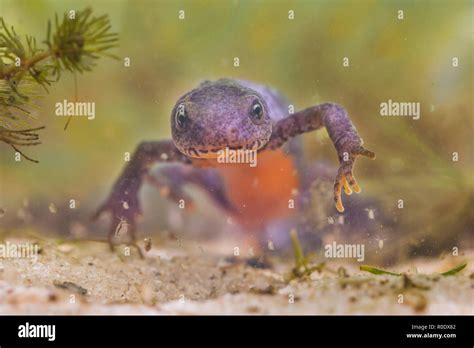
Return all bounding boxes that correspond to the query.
[95,79,375,255]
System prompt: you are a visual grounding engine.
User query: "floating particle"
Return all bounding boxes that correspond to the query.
[122,201,129,210]
[338,215,345,225]
[365,208,376,220]
[226,217,233,225]
[328,216,335,224]
[376,238,386,250]
[160,153,168,161]
[143,238,152,252]
[267,240,275,251]
[48,203,58,214]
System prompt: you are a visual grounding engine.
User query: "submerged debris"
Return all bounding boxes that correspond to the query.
[401,274,431,290]
[360,262,468,277]
[246,257,272,269]
[143,238,152,252]
[53,281,88,296]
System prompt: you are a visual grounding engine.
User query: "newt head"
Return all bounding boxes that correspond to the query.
[171,79,272,159]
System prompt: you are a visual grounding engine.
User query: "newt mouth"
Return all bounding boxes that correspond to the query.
[183,139,265,158]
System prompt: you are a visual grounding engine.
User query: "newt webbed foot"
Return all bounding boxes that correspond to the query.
[334,144,376,213]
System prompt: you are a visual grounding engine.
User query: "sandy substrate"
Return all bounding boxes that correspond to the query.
[0,235,472,315]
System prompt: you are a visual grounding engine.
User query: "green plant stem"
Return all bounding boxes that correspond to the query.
[0,50,52,79]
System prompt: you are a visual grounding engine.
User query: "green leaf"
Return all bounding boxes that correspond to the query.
[290,228,305,269]
[440,262,467,276]
[360,265,401,276]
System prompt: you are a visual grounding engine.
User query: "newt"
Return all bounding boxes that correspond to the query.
[94,79,375,256]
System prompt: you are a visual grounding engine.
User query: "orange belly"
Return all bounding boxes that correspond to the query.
[214,149,299,230]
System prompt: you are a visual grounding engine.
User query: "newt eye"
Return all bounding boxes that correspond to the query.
[249,100,264,124]
[175,104,188,130]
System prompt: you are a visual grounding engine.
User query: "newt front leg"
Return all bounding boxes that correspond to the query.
[265,103,375,213]
[93,140,191,256]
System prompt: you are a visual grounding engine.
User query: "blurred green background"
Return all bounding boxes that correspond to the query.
[0,0,472,260]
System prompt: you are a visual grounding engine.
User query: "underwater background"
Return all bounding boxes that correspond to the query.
[0,0,472,265]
